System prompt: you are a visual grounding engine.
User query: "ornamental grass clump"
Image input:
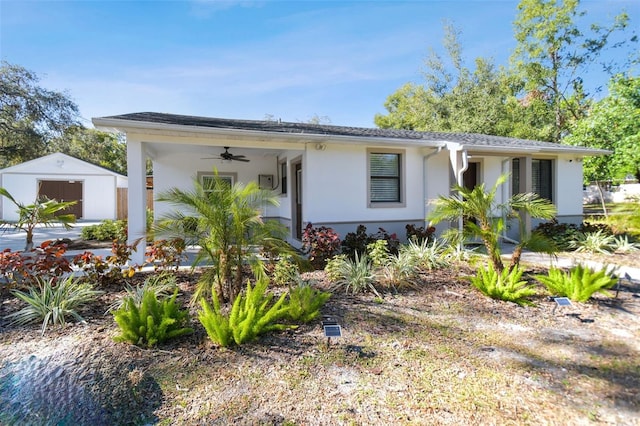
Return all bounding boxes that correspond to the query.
[534,264,618,302]
[112,289,193,347]
[7,275,103,335]
[325,253,380,298]
[199,278,292,347]
[468,263,537,306]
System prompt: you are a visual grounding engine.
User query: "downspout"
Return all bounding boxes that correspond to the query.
[456,150,469,236]
[423,145,444,227]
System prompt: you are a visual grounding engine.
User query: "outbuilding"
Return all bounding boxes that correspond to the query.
[0,152,127,221]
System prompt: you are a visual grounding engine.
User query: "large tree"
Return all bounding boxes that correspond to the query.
[0,61,80,167]
[48,126,127,175]
[511,0,634,142]
[375,22,514,136]
[564,75,640,184]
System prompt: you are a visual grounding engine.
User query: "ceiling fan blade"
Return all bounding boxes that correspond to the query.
[232,157,250,162]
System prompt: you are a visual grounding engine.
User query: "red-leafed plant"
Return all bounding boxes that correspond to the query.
[0,241,72,290]
[301,223,341,270]
[145,238,187,271]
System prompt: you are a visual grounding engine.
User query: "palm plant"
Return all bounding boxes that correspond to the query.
[0,188,76,251]
[428,173,557,273]
[154,170,289,302]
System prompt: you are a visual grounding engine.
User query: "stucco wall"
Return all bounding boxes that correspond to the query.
[1,173,118,221]
[152,150,282,220]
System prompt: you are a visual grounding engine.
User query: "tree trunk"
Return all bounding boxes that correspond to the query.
[595,181,609,219]
[508,245,523,274]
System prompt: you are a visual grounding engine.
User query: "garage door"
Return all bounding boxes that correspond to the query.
[38,180,83,219]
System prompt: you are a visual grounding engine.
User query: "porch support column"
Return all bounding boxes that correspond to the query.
[518,155,533,236]
[127,137,147,265]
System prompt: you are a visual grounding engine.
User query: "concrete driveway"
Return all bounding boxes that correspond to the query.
[0,222,101,252]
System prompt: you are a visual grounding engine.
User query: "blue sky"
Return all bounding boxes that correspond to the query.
[1,0,637,128]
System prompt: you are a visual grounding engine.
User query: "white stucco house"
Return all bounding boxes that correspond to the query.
[93,112,608,265]
[0,152,128,221]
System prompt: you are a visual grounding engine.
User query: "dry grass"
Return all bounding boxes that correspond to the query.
[1,262,639,425]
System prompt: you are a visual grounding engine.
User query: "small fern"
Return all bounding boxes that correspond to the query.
[199,278,292,347]
[468,264,537,306]
[534,264,618,302]
[113,289,193,347]
[286,284,331,323]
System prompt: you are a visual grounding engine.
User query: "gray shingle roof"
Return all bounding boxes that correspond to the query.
[97,112,606,154]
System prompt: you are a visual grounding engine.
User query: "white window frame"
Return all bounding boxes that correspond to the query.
[197,172,237,193]
[367,148,406,208]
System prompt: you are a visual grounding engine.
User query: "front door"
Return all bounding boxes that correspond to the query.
[38,180,83,218]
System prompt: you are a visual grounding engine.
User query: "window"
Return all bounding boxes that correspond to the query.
[533,159,553,201]
[368,150,404,206]
[280,161,287,195]
[198,172,235,193]
[511,159,553,202]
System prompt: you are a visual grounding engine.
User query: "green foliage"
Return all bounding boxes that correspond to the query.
[155,170,286,302]
[144,238,187,271]
[0,61,80,167]
[611,235,640,253]
[512,0,632,142]
[468,263,537,306]
[429,173,557,273]
[401,238,450,271]
[0,188,76,251]
[367,239,390,269]
[113,289,193,347]
[374,23,517,137]
[286,284,331,323]
[107,272,178,312]
[340,224,399,260]
[48,127,128,175]
[7,276,102,335]
[272,256,301,287]
[564,75,640,183]
[198,278,292,347]
[325,253,380,298]
[569,230,617,254]
[534,265,618,302]
[81,219,127,241]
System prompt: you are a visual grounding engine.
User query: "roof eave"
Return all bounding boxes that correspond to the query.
[92,116,445,147]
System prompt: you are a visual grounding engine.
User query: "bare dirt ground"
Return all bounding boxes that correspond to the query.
[1,255,639,425]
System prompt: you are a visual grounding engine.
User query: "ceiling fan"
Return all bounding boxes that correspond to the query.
[203,147,250,162]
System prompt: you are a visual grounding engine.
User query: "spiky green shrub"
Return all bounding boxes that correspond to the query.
[611,235,640,253]
[325,253,380,298]
[569,230,616,254]
[107,272,178,312]
[272,256,301,286]
[286,284,331,323]
[199,278,292,347]
[113,289,193,347]
[401,238,450,271]
[534,264,618,302]
[468,263,537,306]
[378,250,420,290]
[7,275,103,335]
